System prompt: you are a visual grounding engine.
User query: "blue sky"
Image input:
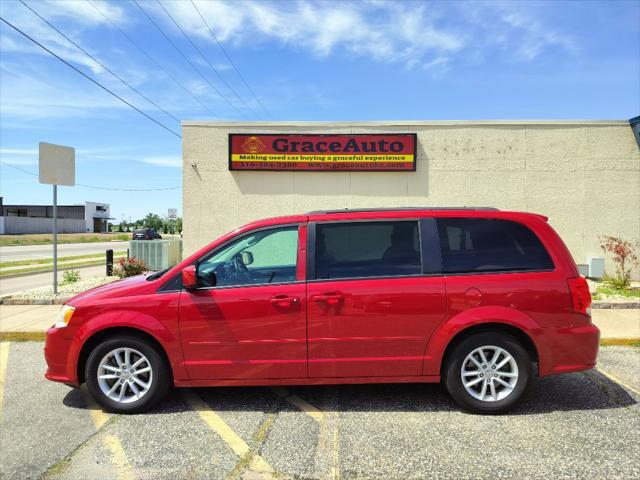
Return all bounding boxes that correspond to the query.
[1,0,639,222]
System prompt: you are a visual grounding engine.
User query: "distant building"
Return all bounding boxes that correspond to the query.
[0,197,111,234]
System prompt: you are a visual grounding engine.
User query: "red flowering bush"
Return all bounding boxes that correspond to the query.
[113,257,148,278]
[599,236,639,289]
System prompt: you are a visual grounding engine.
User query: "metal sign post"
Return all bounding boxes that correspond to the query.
[39,142,75,295]
[53,185,57,293]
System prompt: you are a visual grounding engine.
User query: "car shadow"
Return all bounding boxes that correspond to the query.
[62,369,636,416]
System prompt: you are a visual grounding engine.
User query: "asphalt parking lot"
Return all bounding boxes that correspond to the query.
[0,342,639,480]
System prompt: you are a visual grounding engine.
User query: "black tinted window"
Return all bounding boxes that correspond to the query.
[436,218,553,274]
[315,221,421,279]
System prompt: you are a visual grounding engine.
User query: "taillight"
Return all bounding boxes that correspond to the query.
[567,276,591,314]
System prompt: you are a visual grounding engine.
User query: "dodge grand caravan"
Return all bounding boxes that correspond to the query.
[45,208,599,414]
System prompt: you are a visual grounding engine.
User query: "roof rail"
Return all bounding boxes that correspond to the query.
[306,207,500,215]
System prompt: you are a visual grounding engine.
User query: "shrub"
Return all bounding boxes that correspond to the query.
[113,257,148,278]
[61,270,81,285]
[599,236,639,289]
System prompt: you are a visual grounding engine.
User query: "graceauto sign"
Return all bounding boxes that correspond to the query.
[228,133,417,171]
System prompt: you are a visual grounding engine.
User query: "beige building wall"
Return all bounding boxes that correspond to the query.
[182,120,640,278]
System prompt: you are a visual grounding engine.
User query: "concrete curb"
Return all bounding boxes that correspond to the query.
[1,297,69,305]
[592,301,640,309]
[600,338,640,346]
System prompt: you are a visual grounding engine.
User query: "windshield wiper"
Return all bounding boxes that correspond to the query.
[146,269,169,281]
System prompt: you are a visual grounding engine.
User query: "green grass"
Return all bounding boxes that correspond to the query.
[0,251,126,269]
[0,261,105,277]
[0,251,126,277]
[0,232,130,246]
[595,284,640,299]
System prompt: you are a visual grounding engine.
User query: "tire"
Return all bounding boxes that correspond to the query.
[444,332,532,414]
[85,336,170,414]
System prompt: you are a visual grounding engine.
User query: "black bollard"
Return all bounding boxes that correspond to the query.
[106,249,113,276]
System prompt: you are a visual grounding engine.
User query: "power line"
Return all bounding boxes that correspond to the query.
[189,0,273,120]
[19,0,179,124]
[0,161,181,191]
[86,0,218,118]
[132,0,248,120]
[0,16,182,138]
[156,0,262,119]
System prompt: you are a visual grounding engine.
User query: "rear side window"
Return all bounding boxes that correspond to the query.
[436,218,553,274]
[315,221,421,279]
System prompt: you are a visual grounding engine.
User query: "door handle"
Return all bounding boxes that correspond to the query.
[269,295,300,308]
[312,293,344,305]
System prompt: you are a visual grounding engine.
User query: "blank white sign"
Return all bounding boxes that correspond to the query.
[39,142,75,186]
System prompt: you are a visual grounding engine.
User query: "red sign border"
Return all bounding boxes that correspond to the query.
[228,133,417,172]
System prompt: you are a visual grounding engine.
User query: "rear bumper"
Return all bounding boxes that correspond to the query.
[539,323,600,377]
[44,326,79,386]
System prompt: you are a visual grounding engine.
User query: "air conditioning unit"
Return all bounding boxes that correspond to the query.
[129,239,183,271]
[587,257,605,279]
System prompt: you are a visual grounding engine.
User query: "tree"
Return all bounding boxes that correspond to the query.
[143,213,163,230]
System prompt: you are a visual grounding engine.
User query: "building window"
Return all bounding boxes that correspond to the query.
[6,208,27,217]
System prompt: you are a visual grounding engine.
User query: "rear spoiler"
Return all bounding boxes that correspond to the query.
[530,213,549,222]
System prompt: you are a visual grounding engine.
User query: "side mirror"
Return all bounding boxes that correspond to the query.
[182,265,197,290]
[240,251,254,266]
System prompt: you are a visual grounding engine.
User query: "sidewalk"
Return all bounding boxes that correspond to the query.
[0,304,638,340]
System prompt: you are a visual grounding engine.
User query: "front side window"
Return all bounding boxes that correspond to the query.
[315,221,421,280]
[436,218,554,274]
[198,226,299,288]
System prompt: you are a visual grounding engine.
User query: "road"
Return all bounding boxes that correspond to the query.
[0,265,106,297]
[0,241,129,262]
[0,343,638,479]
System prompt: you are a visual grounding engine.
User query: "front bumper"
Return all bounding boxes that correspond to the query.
[44,326,79,385]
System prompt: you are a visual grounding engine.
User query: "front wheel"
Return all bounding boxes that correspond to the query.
[85,336,170,413]
[444,333,532,414]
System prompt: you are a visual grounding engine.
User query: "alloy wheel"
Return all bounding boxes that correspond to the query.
[460,345,519,402]
[97,347,153,404]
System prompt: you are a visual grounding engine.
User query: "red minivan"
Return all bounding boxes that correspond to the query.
[44,208,599,414]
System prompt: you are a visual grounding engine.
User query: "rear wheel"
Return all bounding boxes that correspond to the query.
[444,332,532,414]
[85,336,170,413]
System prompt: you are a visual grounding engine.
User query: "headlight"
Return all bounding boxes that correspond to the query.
[54,305,75,329]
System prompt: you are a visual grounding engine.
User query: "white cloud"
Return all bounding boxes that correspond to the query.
[160,0,465,70]
[147,0,579,72]
[501,11,576,60]
[138,156,181,168]
[0,0,128,75]
[0,61,124,119]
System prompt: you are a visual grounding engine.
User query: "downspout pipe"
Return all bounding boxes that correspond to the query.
[630,115,640,150]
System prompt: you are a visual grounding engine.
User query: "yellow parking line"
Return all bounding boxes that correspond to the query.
[0,342,10,418]
[103,435,136,480]
[597,368,640,397]
[182,390,275,477]
[271,387,340,479]
[81,386,110,429]
[270,387,325,423]
[81,387,134,480]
